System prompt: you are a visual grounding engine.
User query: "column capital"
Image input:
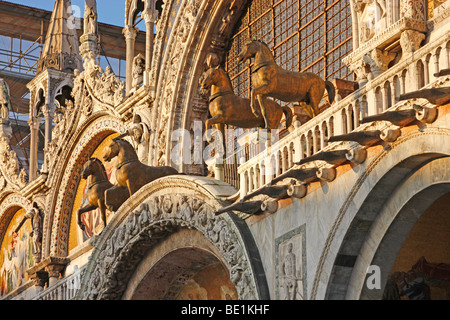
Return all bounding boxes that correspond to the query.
[41,104,54,119]
[123,25,139,40]
[141,9,159,24]
[28,116,41,129]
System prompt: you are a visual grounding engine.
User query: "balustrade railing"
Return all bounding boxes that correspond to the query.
[32,267,84,301]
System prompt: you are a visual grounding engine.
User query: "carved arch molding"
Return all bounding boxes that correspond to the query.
[77,176,270,300]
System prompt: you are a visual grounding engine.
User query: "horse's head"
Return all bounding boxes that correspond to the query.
[238,40,274,64]
[199,66,222,91]
[103,139,121,162]
[82,158,102,179]
[200,66,233,95]
[238,40,260,62]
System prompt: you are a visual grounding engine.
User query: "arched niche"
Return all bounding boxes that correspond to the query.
[45,115,126,259]
[123,228,239,300]
[0,195,33,297]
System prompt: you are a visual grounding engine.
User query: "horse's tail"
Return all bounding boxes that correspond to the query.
[282,106,293,128]
[325,80,336,104]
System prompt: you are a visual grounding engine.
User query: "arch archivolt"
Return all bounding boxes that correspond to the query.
[78,175,269,300]
[349,157,450,300]
[44,114,126,259]
[311,127,450,299]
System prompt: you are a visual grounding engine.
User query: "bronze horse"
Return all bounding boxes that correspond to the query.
[238,40,335,123]
[103,138,179,196]
[77,158,114,231]
[200,65,293,141]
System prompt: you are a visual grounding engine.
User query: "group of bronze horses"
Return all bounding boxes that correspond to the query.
[77,137,178,231]
[200,40,335,136]
[77,40,336,231]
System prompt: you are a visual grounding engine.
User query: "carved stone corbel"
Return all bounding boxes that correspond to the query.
[363,48,397,79]
[400,29,425,57]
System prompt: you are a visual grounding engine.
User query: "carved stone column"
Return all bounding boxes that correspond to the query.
[28,116,41,181]
[41,104,54,151]
[141,9,158,86]
[46,263,66,287]
[123,25,139,95]
[27,256,68,291]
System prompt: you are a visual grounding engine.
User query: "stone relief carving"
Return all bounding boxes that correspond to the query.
[0,136,28,190]
[80,193,259,300]
[356,0,387,42]
[276,226,306,300]
[75,55,125,110]
[400,0,426,20]
[154,0,200,166]
[0,79,11,124]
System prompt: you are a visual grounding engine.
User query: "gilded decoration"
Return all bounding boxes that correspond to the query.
[0,208,31,296]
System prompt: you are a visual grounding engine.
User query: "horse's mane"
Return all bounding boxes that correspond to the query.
[113,138,135,149]
[88,157,107,174]
[253,40,271,50]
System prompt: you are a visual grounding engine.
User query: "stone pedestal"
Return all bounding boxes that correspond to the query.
[26,256,69,289]
[79,33,99,62]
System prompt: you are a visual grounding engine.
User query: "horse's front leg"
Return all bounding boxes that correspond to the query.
[98,199,108,230]
[251,81,273,118]
[250,89,260,118]
[205,115,225,143]
[256,95,270,129]
[77,203,97,231]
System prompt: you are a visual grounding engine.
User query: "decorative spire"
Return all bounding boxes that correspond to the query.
[36,0,82,74]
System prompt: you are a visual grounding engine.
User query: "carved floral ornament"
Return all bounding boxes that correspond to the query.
[79,178,266,300]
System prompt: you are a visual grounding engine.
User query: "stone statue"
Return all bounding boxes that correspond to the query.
[131,54,145,91]
[84,0,98,35]
[127,114,150,164]
[14,202,44,262]
[0,79,11,123]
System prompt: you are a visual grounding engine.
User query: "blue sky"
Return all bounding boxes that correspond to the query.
[9,0,126,27]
